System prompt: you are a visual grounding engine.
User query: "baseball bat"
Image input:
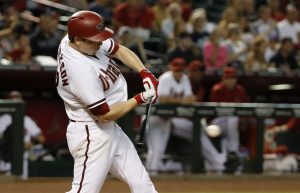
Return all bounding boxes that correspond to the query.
[134,101,152,149]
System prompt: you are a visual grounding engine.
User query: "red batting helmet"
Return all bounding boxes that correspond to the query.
[67,10,114,42]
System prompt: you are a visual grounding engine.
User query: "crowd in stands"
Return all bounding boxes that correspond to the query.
[0,0,299,75]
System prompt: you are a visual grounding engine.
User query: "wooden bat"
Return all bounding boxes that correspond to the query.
[134,101,152,151]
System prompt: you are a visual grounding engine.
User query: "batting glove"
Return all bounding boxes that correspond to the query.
[139,69,159,91]
[134,89,157,105]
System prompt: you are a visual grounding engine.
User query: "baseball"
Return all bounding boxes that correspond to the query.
[205,125,221,137]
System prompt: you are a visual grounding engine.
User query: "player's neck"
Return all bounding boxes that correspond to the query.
[69,41,99,59]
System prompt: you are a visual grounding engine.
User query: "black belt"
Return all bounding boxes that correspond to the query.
[69,119,98,123]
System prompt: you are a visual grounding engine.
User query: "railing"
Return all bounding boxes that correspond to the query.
[134,102,300,173]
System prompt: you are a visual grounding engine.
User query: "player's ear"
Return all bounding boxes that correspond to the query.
[74,37,81,46]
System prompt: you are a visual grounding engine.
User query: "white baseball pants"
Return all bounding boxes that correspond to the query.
[66,121,157,193]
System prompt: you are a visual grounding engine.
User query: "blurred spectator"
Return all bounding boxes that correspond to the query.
[161,2,185,46]
[245,35,270,72]
[5,30,31,64]
[218,7,238,38]
[202,67,248,174]
[228,0,243,17]
[167,32,197,64]
[251,5,278,39]
[277,4,300,43]
[146,58,196,174]
[113,0,155,36]
[265,35,279,63]
[185,8,215,49]
[269,37,298,76]
[241,0,258,22]
[224,23,247,71]
[0,91,46,179]
[88,0,118,26]
[30,13,63,59]
[238,17,254,50]
[179,0,193,22]
[0,6,19,60]
[116,26,147,63]
[203,28,228,74]
[152,0,170,29]
[267,0,286,22]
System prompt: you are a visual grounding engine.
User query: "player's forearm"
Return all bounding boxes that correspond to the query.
[97,98,138,123]
[113,45,146,72]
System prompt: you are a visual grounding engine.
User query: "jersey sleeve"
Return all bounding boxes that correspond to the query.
[0,114,12,134]
[69,67,110,116]
[24,116,42,137]
[101,38,120,55]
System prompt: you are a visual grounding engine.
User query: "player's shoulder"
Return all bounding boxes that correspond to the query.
[159,71,172,80]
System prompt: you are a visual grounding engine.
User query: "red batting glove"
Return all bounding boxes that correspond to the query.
[139,69,159,91]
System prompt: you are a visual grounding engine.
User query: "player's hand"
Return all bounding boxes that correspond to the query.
[134,89,156,104]
[139,69,159,91]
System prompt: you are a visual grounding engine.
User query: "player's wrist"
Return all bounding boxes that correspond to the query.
[134,94,143,105]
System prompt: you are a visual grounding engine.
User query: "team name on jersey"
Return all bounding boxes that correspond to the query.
[56,47,69,87]
[98,58,121,91]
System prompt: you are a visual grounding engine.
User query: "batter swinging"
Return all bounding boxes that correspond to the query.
[56,11,159,193]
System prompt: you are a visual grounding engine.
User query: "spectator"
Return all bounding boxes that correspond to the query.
[251,5,278,39]
[161,2,185,46]
[5,30,31,64]
[224,23,247,71]
[203,28,228,73]
[30,13,63,59]
[146,58,196,175]
[113,0,155,33]
[152,0,171,29]
[269,38,298,76]
[167,32,196,64]
[277,4,300,44]
[218,7,238,38]
[241,0,259,22]
[245,35,270,72]
[0,91,46,179]
[185,8,215,49]
[238,17,255,49]
[265,35,279,63]
[88,0,118,26]
[116,26,147,63]
[267,0,285,22]
[202,67,248,174]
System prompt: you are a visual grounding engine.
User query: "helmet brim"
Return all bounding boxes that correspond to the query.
[85,27,114,43]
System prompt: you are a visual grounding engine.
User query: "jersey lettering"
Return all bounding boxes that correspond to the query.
[98,60,121,91]
[57,47,69,86]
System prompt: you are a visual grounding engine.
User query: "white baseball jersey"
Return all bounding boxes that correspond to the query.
[158,71,193,99]
[56,35,127,122]
[0,114,42,143]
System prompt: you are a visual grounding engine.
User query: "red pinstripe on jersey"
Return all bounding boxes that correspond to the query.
[77,125,90,193]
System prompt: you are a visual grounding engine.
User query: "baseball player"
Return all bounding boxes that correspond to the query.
[0,91,45,179]
[146,58,196,174]
[56,11,159,193]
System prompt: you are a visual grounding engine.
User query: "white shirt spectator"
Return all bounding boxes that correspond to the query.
[277,19,300,43]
